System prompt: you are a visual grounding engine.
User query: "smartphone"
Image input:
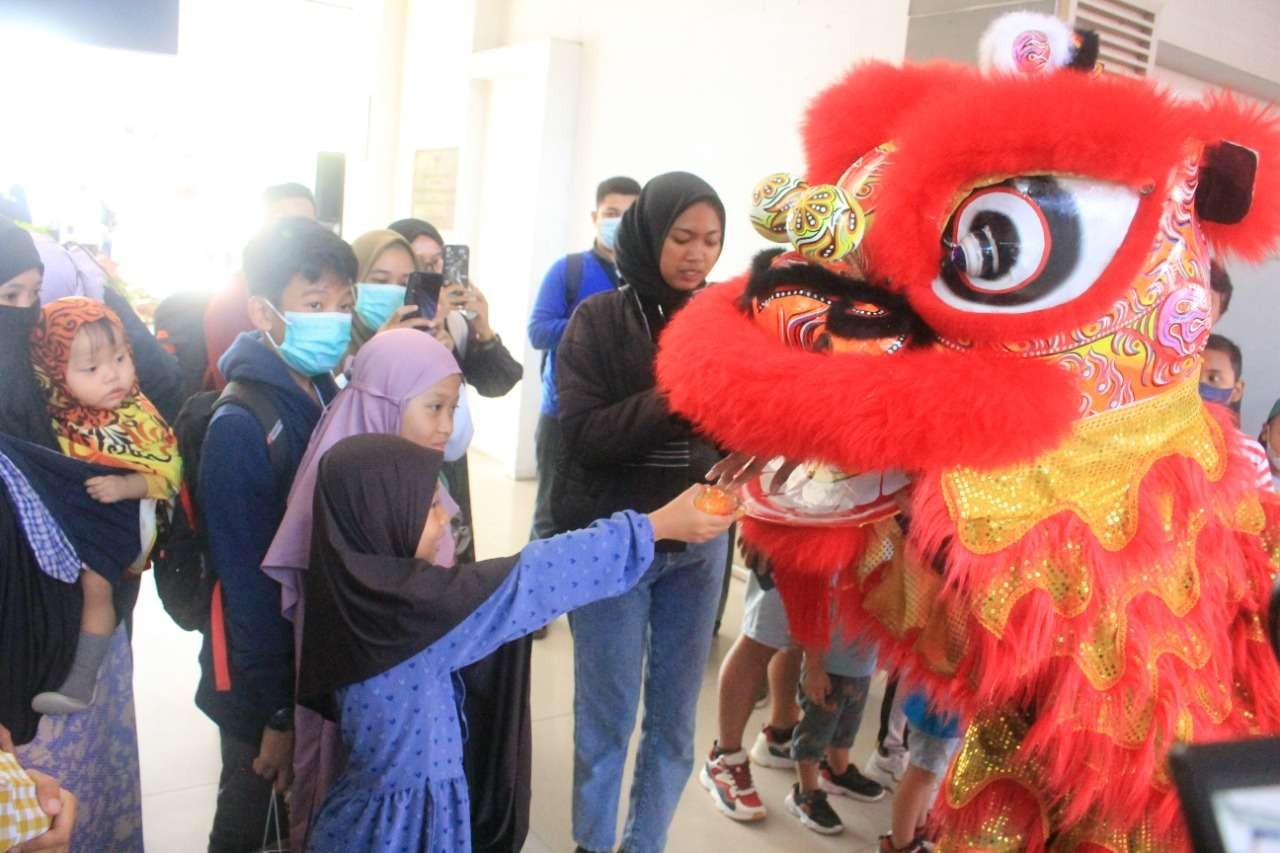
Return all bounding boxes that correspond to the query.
[406,271,444,323]
[442,245,475,319]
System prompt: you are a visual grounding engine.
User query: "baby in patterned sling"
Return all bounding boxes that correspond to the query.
[28,297,181,715]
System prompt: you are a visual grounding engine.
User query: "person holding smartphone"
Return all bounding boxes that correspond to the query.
[387,219,522,400]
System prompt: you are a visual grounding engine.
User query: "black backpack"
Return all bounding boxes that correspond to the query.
[153,380,289,631]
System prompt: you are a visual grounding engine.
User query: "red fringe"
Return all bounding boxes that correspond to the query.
[657,282,1079,476]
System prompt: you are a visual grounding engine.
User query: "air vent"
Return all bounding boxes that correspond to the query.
[1060,0,1160,78]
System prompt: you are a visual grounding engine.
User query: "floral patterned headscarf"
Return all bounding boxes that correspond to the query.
[30,297,181,498]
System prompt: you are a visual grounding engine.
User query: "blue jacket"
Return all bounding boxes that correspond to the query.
[527,248,617,416]
[195,331,336,742]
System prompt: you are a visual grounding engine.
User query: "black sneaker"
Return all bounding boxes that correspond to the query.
[820,759,886,802]
[784,784,844,835]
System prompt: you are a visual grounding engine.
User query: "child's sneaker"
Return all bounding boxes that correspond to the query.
[820,760,886,801]
[785,784,843,835]
[749,724,795,769]
[879,834,935,852]
[699,745,767,822]
[864,745,909,788]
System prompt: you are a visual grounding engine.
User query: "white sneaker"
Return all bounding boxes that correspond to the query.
[864,747,909,789]
[749,725,796,769]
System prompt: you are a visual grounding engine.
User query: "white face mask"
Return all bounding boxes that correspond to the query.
[597,216,622,252]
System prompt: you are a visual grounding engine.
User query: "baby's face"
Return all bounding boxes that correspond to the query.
[64,328,136,410]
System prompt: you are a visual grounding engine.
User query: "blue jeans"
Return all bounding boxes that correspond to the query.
[569,534,728,853]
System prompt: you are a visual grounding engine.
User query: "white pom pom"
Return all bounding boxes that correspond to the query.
[978,11,1075,76]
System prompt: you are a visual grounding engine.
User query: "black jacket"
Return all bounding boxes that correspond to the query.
[552,286,719,548]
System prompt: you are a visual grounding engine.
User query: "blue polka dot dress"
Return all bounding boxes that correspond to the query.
[308,511,656,852]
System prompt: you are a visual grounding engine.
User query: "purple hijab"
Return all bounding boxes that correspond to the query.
[263,328,463,616]
[34,236,107,304]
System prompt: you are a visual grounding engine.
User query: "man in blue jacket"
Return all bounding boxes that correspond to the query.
[197,218,356,853]
[527,176,640,539]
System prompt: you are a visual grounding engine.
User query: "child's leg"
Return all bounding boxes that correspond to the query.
[890,730,959,847]
[787,691,845,835]
[826,746,850,775]
[890,765,937,848]
[819,676,886,802]
[80,569,116,635]
[714,634,776,752]
[791,685,837,793]
[825,674,870,775]
[795,758,821,793]
[32,570,115,712]
[767,647,803,729]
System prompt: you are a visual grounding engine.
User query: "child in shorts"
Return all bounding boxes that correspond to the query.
[785,628,885,835]
[879,690,962,852]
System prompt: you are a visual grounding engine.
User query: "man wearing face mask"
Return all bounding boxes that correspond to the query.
[196,218,357,853]
[527,176,641,541]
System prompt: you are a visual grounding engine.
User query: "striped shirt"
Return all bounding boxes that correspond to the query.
[0,449,81,583]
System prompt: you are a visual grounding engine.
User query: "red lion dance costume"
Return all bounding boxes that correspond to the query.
[657,12,1280,852]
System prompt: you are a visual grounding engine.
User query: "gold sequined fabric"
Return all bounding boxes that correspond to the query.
[942,378,1224,554]
[857,521,971,676]
[942,712,1176,853]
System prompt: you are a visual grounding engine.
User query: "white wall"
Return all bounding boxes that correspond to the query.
[1157,0,1280,88]
[425,0,912,476]
[503,0,912,278]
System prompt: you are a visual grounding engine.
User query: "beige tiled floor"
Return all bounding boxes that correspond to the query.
[134,452,894,851]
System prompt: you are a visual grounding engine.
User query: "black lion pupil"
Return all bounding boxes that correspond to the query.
[968,211,1020,279]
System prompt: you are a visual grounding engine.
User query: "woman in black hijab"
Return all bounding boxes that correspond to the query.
[551,172,730,853]
[299,433,732,852]
[0,221,58,450]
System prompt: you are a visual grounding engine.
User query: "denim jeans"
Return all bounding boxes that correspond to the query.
[569,534,728,853]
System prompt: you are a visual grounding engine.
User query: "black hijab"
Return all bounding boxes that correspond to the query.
[297,434,518,715]
[0,222,58,450]
[0,219,41,285]
[614,171,725,333]
[387,217,444,250]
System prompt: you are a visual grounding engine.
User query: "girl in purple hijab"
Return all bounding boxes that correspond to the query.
[265,328,466,614]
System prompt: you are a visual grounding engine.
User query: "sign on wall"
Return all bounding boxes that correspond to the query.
[411,148,459,229]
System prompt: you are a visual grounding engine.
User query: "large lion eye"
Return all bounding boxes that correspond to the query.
[932,176,1139,314]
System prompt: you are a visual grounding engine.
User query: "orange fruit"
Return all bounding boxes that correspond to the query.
[695,486,739,516]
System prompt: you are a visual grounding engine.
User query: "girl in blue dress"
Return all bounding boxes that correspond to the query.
[298,433,735,851]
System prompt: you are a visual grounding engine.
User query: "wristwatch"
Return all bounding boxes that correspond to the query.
[266,707,294,732]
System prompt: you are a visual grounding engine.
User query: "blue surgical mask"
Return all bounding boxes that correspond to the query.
[355,283,407,331]
[1198,382,1235,406]
[266,303,352,377]
[597,216,622,252]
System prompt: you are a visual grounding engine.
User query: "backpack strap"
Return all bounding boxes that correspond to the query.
[564,251,586,307]
[216,380,291,489]
[542,252,588,376]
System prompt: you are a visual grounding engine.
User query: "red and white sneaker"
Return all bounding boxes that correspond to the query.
[700,745,768,822]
